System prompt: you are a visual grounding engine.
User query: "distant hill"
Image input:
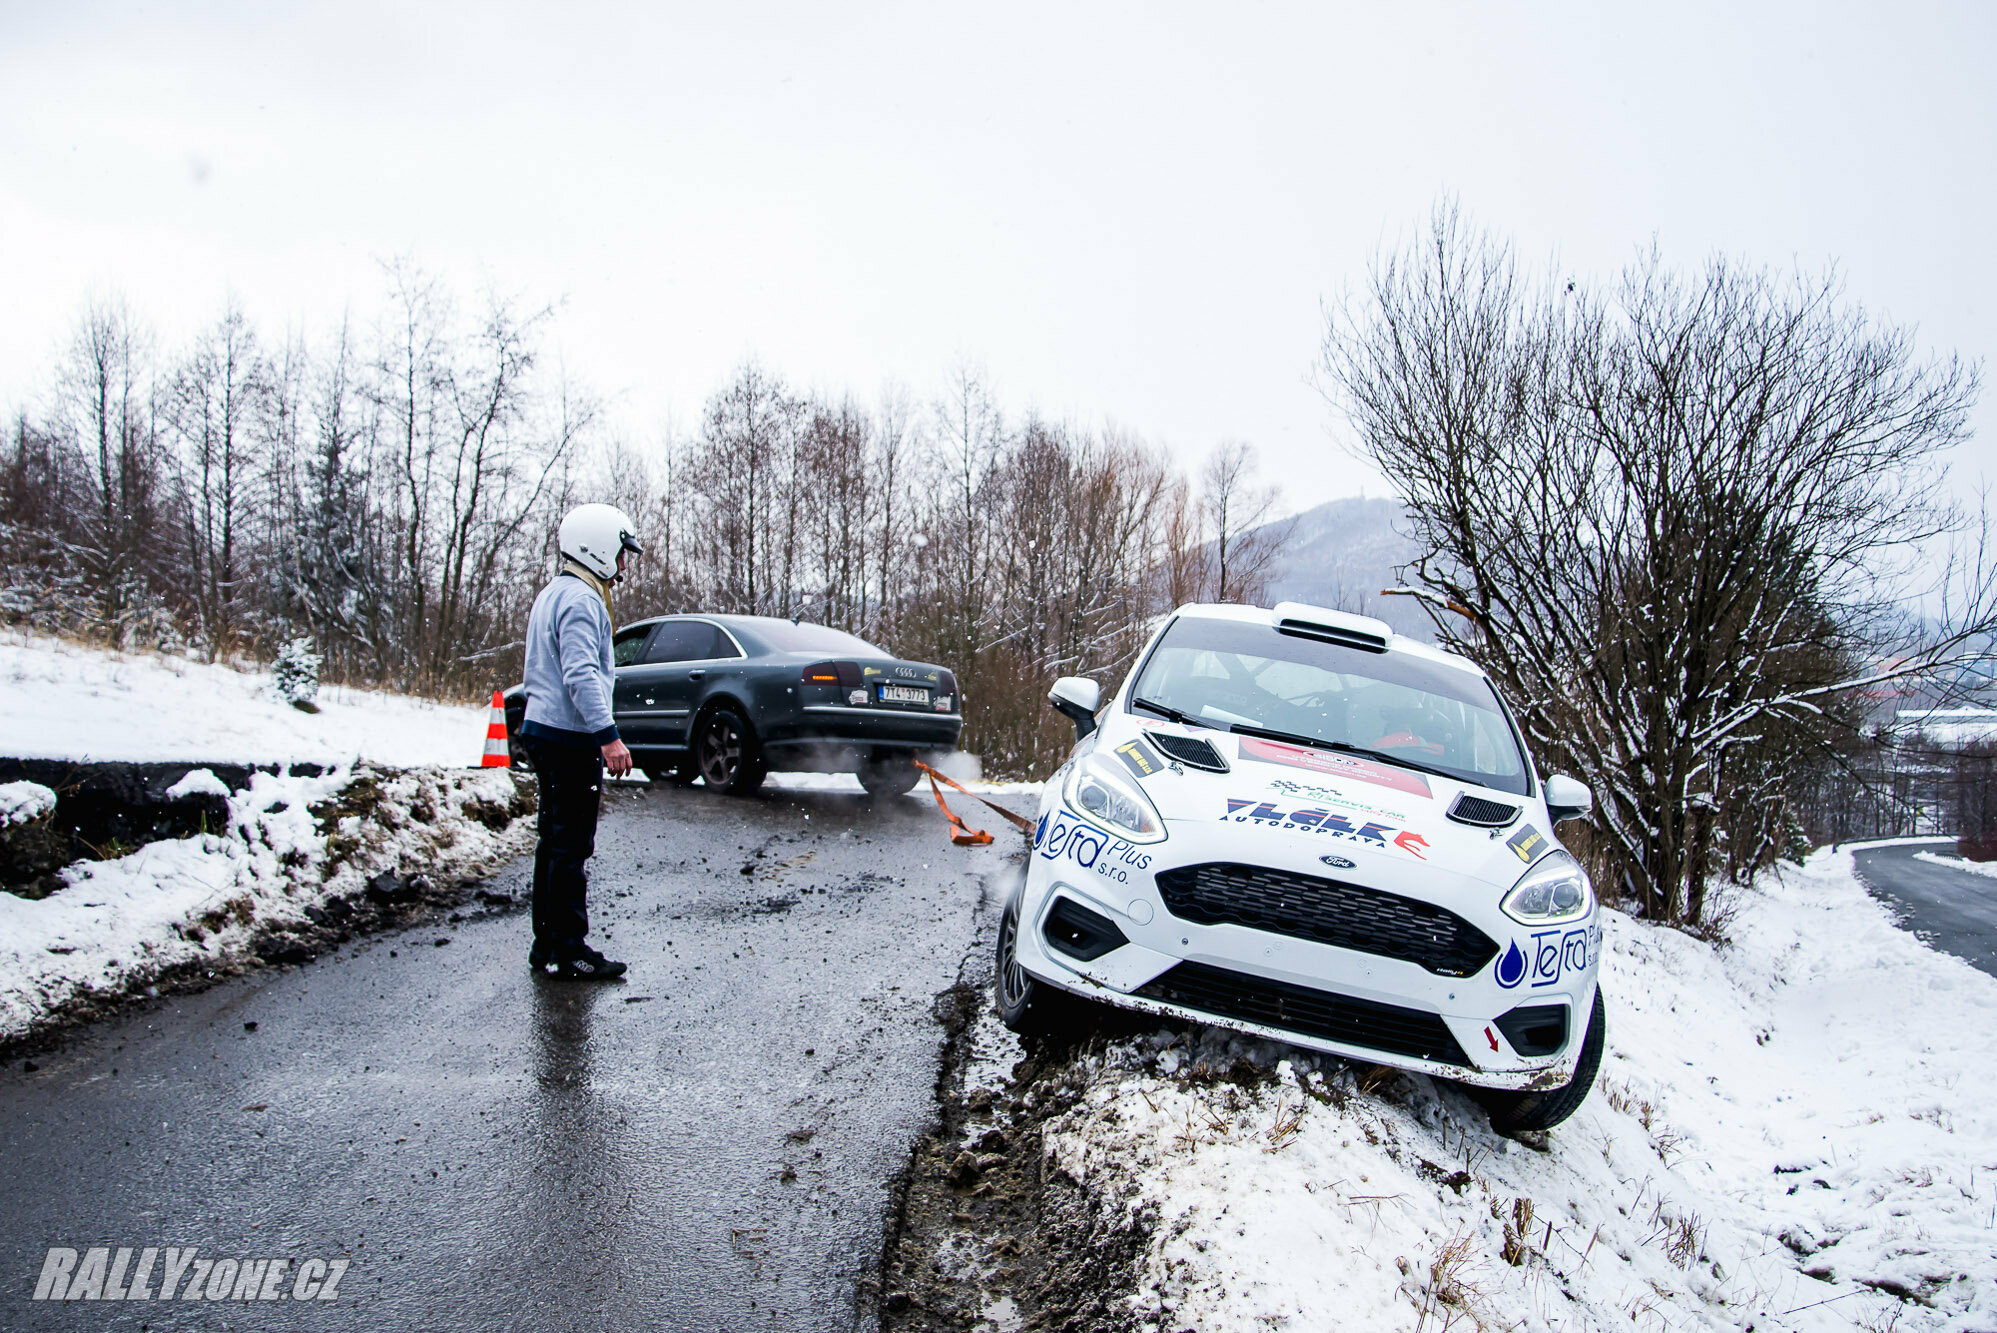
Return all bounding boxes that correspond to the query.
[1256,497,1437,643]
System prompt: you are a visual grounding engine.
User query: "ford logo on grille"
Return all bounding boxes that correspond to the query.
[1320,855,1356,870]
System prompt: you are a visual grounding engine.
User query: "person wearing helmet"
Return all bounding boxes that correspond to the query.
[518,503,643,980]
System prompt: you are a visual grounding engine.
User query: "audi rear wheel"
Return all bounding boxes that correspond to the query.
[695,706,766,796]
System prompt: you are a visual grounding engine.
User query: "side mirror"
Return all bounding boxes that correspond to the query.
[1545,775,1592,825]
[1048,676,1101,740]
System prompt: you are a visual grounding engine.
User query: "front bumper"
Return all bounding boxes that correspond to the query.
[1016,812,1601,1091]
[761,705,964,753]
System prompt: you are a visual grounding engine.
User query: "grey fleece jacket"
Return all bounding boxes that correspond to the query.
[520,572,619,746]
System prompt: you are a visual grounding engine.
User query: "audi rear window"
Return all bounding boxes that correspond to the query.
[751,622,885,655]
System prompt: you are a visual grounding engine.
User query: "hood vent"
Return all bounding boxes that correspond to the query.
[1272,601,1391,654]
[1447,792,1520,828]
[1147,731,1228,772]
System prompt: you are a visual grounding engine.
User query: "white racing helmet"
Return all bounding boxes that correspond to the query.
[559,504,643,580]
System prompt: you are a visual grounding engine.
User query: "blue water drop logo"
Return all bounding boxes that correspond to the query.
[1495,940,1526,988]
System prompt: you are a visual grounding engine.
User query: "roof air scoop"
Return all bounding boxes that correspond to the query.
[1272,601,1391,653]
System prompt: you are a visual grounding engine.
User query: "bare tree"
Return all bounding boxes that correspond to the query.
[53,300,174,639]
[1200,440,1291,603]
[170,300,271,658]
[931,364,1006,661]
[3,291,1302,782]
[1322,205,1989,924]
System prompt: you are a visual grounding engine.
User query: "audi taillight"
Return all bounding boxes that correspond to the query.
[801,661,864,688]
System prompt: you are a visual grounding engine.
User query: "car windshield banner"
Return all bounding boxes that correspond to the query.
[1236,736,1432,798]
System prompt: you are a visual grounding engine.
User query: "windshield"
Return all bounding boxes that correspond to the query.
[1127,616,1530,795]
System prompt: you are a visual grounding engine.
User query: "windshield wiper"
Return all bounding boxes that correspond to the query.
[1131,696,1209,729]
[1227,722,1456,782]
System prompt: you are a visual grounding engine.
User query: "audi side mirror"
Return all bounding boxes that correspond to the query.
[1048,676,1101,740]
[1545,775,1592,825]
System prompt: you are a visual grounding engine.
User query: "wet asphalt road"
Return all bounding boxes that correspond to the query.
[0,780,1012,1332]
[1851,840,1997,978]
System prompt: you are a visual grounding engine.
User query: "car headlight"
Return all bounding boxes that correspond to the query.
[1061,752,1167,843]
[1501,850,1593,926]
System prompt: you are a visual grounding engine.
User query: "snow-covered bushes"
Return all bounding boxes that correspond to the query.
[270,636,323,710]
[0,781,57,828]
[0,780,67,901]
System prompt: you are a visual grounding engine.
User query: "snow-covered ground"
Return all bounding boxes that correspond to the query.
[0,633,540,1043]
[0,764,534,1044]
[957,848,1997,1332]
[1914,851,1997,880]
[0,630,492,767]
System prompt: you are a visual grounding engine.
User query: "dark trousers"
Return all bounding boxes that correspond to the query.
[522,736,602,957]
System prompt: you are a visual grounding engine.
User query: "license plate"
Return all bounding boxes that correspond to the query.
[878,684,930,705]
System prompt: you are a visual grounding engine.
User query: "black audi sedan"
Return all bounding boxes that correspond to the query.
[503,614,963,796]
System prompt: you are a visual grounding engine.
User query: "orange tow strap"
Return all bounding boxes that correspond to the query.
[912,759,1035,845]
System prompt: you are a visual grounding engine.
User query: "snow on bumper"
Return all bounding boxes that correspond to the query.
[1016,809,1601,1091]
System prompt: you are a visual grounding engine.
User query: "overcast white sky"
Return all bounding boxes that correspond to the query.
[3,1,1993,513]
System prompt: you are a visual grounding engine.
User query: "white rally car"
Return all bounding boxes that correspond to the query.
[997,602,1606,1132]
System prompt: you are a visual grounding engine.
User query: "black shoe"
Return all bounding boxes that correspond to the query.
[529,942,552,973]
[549,948,626,981]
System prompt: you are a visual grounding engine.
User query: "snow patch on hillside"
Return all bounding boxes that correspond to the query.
[970,849,1996,1331]
[0,630,489,767]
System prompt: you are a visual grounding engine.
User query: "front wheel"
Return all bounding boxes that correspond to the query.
[1469,986,1607,1134]
[994,893,1090,1040]
[694,706,766,796]
[857,752,922,797]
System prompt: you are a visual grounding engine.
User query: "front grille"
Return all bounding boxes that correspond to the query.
[1147,731,1228,772]
[1448,793,1520,827]
[1154,863,1497,977]
[1136,961,1470,1066]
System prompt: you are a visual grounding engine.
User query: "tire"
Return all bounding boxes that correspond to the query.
[857,752,922,797]
[994,891,1090,1040]
[693,705,766,796]
[1470,986,1607,1134]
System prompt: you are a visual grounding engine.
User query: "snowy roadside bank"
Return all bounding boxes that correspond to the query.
[890,851,1997,1332]
[0,630,491,767]
[1913,851,1997,880]
[0,764,536,1049]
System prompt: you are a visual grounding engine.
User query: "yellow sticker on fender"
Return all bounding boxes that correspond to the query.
[1506,824,1546,863]
[1113,737,1166,780]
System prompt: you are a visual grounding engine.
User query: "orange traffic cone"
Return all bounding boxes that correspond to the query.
[481,691,511,767]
